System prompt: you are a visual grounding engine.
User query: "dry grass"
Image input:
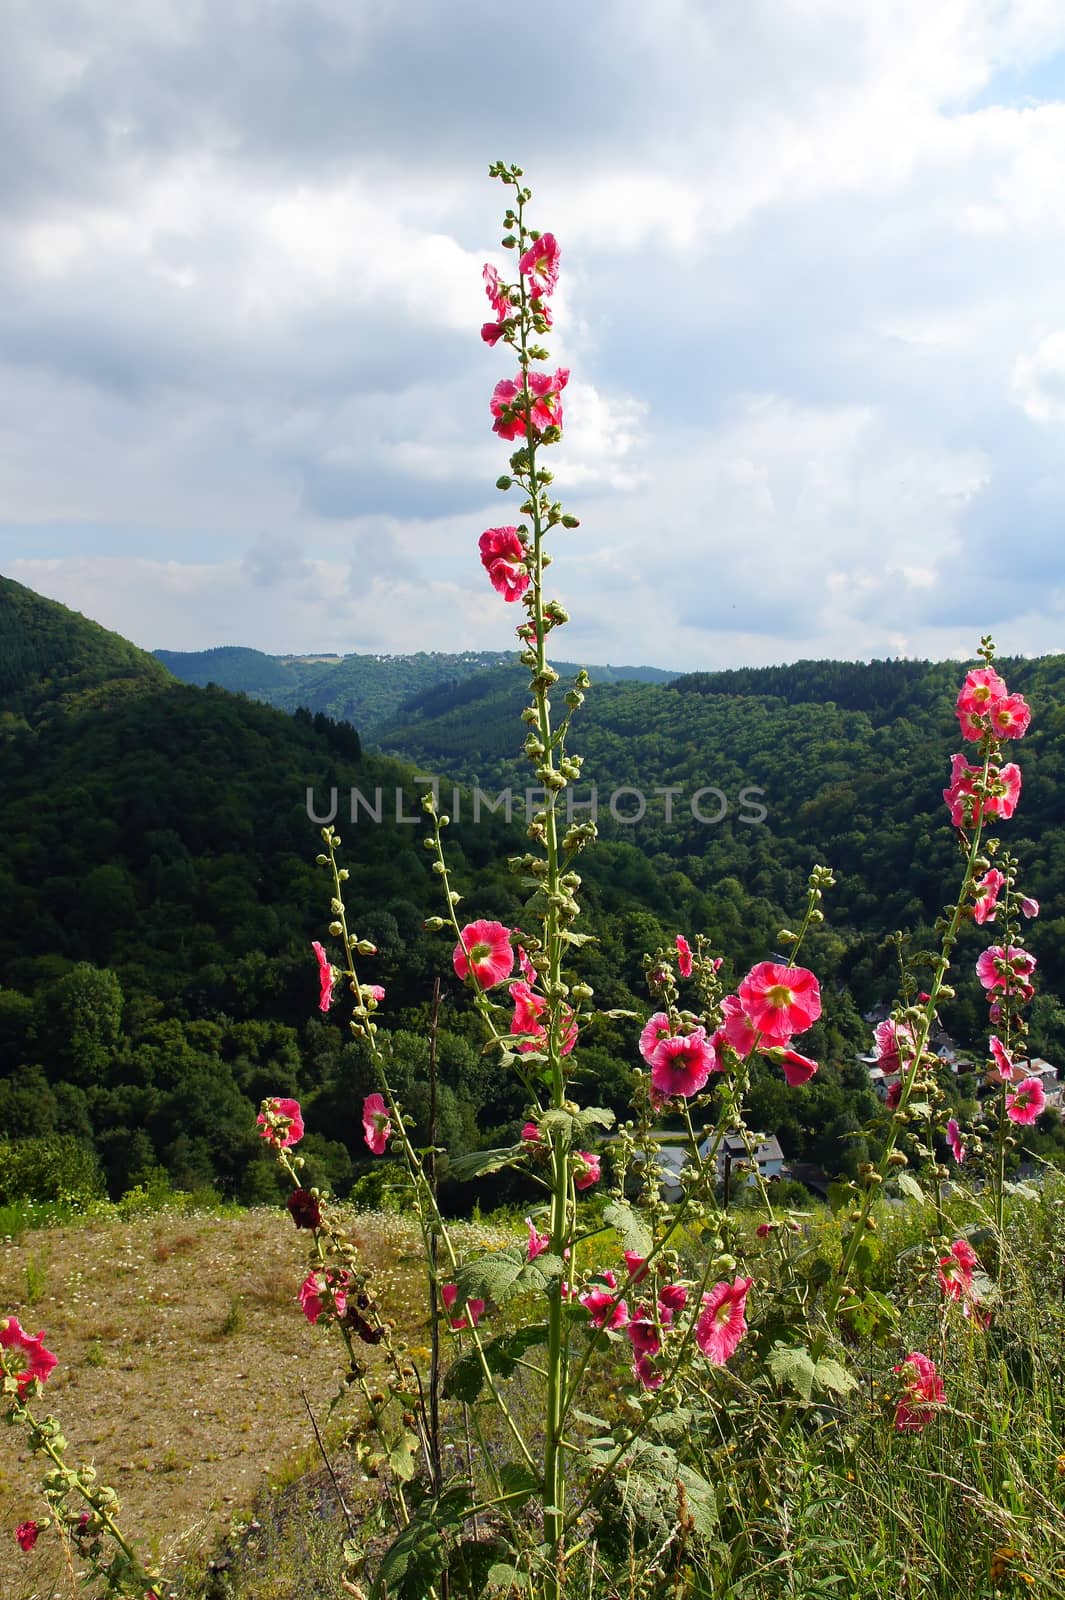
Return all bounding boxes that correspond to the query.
[0,1207,433,1600]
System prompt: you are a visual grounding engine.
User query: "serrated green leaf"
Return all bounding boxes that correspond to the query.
[767,1341,817,1401]
[443,1325,550,1403]
[388,1431,417,1482]
[487,1560,532,1589]
[448,1146,523,1182]
[454,1246,527,1305]
[813,1358,857,1397]
[370,1516,445,1600]
[602,1200,653,1255]
[578,1105,616,1130]
[895,1171,926,1204]
[826,1182,855,1215]
[538,1109,575,1139]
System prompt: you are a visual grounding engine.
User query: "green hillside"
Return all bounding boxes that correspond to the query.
[0,573,172,732]
[155,644,676,735]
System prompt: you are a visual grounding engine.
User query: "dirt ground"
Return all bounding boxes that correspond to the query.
[0,1207,423,1600]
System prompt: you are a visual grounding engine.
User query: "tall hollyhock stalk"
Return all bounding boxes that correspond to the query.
[481,161,583,1590]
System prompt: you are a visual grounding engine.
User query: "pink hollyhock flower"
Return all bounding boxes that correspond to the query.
[362,1092,391,1155]
[955,666,1008,739]
[509,980,577,1056]
[15,1521,39,1552]
[518,232,561,297]
[874,1018,917,1075]
[988,1035,1018,1084]
[738,962,821,1046]
[945,1118,966,1164]
[676,934,693,978]
[580,1286,628,1331]
[490,368,569,440]
[696,1277,753,1365]
[573,1151,600,1191]
[719,994,759,1058]
[623,1251,649,1284]
[478,526,530,604]
[893,1352,945,1432]
[312,941,334,1014]
[1006,1077,1046,1125]
[483,262,510,319]
[299,1269,349,1325]
[256,1097,304,1149]
[525,1218,550,1261]
[441,1284,484,1331]
[649,1030,720,1099]
[976,946,1037,994]
[944,755,1023,826]
[516,944,538,984]
[1020,896,1039,918]
[989,693,1031,740]
[627,1306,661,1358]
[938,1239,978,1301]
[521,1120,541,1143]
[639,1012,673,1064]
[755,1221,774,1239]
[885,1079,903,1110]
[632,1352,663,1389]
[972,868,1006,926]
[453,920,515,989]
[481,318,509,346]
[287,1188,322,1230]
[657,1283,688,1324]
[773,1047,820,1086]
[0,1318,57,1393]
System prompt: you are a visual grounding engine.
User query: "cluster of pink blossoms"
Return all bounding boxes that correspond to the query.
[452,919,580,1063]
[893,1351,946,1432]
[578,1259,752,1389]
[944,667,1029,828]
[639,955,821,1105]
[1,1316,57,1395]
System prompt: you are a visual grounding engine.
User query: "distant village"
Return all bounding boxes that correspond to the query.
[632,1006,1062,1203]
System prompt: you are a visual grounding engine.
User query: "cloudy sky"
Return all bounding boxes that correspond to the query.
[4,0,1065,670]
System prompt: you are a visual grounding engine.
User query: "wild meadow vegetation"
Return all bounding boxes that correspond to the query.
[2,166,1065,1598]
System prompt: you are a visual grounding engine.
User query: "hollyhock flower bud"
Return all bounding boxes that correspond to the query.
[15,1521,39,1552]
[1020,896,1040,918]
[773,1047,820,1086]
[521,1120,541,1144]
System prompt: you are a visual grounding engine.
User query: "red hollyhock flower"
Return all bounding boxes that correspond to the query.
[453,920,515,989]
[441,1284,484,1331]
[657,1283,689,1324]
[478,527,530,603]
[518,232,561,297]
[938,1239,978,1301]
[874,1017,917,1075]
[287,1188,321,1230]
[972,868,1006,926]
[632,1352,663,1390]
[311,941,334,1013]
[695,1277,753,1365]
[482,262,510,319]
[580,1285,628,1331]
[675,934,693,977]
[774,1047,820,1086]
[299,1269,350,1325]
[15,1521,39,1552]
[946,1118,966,1164]
[719,994,759,1058]
[649,1030,720,1099]
[481,317,509,346]
[626,1305,661,1357]
[0,1318,57,1393]
[893,1352,945,1431]
[490,368,569,440]
[525,1218,550,1262]
[362,1093,391,1155]
[737,962,821,1046]
[988,1034,1018,1083]
[1006,1077,1046,1125]
[573,1150,600,1190]
[976,946,1037,994]
[256,1097,304,1149]
[509,980,577,1055]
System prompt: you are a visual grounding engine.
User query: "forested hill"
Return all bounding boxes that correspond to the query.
[155,644,676,736]
[0,573,172,732]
